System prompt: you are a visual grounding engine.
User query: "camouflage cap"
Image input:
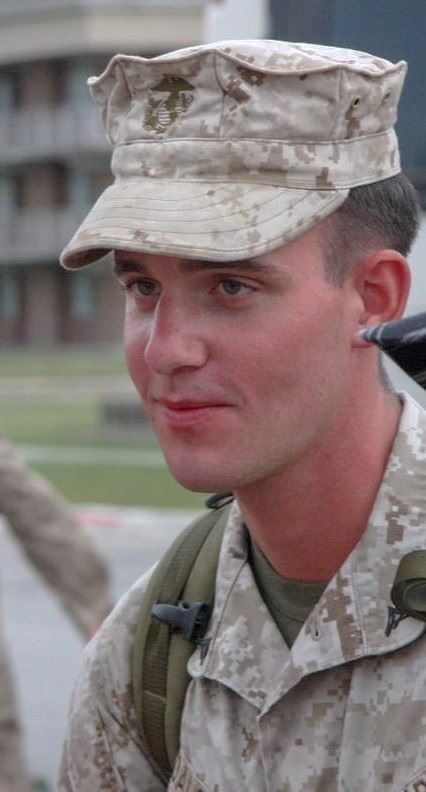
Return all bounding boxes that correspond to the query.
[60,40,407,269]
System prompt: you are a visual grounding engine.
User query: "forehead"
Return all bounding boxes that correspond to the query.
[114,251,277,275]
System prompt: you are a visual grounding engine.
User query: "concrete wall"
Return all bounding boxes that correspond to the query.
[203,0,268,41]
[0,4,204,63]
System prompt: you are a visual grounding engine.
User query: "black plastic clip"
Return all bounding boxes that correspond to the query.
[152,600,212,645]
[385,606,409,637]
[205,491,234,510]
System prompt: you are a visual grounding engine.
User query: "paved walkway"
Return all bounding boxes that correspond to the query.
[1,505,199,787]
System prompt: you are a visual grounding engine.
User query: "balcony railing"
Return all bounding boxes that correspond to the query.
[0,104,109,164]
[0,207,85,264]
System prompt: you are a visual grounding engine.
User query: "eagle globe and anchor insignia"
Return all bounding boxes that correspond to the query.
[143,75,195,133]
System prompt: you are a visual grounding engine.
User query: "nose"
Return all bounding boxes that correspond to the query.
[143,296,208,374]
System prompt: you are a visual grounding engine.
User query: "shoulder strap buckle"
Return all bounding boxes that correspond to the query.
[152,600,212,645]
[205,491,234,509]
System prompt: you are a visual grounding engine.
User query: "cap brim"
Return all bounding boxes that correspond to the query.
[60,179,348,269]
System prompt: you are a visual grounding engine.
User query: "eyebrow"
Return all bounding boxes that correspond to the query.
[114,259,143,276]
[181,258,276,273]
[114,256,279,276]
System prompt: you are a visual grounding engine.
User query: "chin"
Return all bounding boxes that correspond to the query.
[166,460,234,495]
[171,471,225,494]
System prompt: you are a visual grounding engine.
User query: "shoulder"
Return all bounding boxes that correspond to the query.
[86,565,156,705]
[68,566,157,740]
[79,502,219,711]
[59,566,164,790]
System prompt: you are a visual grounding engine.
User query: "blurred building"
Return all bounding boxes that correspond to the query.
[0,0,204,346]
[2,0,424,347]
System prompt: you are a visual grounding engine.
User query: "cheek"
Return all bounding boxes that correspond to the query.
[123,317,149,393]
[252,306,340,391]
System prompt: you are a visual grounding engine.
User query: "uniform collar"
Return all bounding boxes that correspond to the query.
[188,393,426,711]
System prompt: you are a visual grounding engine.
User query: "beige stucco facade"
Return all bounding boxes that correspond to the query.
[0,2,204,65]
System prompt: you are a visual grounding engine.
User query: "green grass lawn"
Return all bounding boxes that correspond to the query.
[2,399,205,508]
[0,346,127,377]
[32,462,205,509]
[1,400,153,448]
[0,348,206,509]
[2,401,102,446]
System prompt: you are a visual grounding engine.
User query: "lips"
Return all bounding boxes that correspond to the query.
[158,399,225,410]
[154,397,232,429]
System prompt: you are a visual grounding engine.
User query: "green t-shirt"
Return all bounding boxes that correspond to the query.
[249,537,327,647]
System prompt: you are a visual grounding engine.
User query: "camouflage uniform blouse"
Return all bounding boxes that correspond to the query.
[59,393,426,792]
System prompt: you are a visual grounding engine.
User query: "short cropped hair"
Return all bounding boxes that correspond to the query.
[323,173,421,286]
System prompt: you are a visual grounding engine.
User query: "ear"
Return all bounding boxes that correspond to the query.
[352,249,411,348]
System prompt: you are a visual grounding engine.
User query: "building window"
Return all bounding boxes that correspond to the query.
[0,271,19,320]
[70,272,95,320]
[0,70,13,111]
[15,162,68,210]
[90,170,112,204]
[14,60,68,109]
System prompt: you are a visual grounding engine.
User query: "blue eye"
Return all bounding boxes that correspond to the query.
[133,279,157,296]
[220,279,247,296]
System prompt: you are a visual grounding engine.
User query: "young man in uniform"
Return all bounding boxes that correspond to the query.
[58,40,425,791]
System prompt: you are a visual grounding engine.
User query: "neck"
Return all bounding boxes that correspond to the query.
[234,386,402,583]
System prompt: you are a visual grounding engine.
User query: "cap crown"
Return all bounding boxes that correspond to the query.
[59,41,407,270]
[90,40,405,146]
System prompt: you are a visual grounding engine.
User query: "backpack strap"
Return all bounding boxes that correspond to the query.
[132,501,231,783]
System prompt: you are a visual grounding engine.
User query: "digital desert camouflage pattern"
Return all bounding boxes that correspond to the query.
[60,40,406,270]
[0,437,111,792]
[59,393,426,792]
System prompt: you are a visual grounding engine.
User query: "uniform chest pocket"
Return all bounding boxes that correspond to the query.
[168,750,211,792]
